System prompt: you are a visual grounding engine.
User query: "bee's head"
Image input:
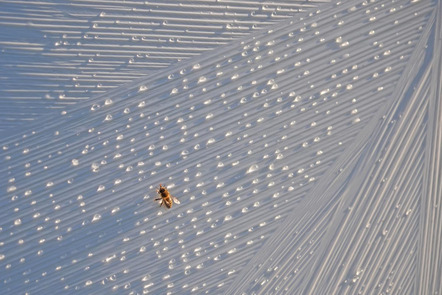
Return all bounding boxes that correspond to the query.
[158,184,166,193]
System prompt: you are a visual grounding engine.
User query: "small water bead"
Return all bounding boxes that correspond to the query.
[138,85,148,92]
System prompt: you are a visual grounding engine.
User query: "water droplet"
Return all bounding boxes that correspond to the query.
[90,104,100,111]
[247,164,259,173]
[92,214,101,222]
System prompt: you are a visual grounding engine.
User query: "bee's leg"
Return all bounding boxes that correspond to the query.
[159,200,163,207]
[155,198,162,201]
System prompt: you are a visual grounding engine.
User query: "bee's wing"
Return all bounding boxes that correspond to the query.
[172,195,180,204]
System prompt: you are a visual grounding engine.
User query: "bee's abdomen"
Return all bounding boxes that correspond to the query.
[164,198,172,208]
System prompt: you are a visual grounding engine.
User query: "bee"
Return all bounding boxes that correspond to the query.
[155,184,180,208]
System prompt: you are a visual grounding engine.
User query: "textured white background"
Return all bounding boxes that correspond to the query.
[1,0,441,294]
